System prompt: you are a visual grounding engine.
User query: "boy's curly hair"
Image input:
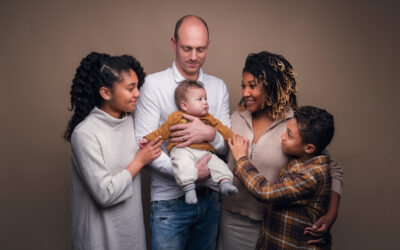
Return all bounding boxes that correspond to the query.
[294,106,335,155]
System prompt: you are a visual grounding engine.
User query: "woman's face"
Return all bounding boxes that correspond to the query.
[241,71,266,113]
[105,69,140,117]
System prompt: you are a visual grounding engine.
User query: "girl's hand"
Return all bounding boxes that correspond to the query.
[228,134,249,162]
[135,136,163,166]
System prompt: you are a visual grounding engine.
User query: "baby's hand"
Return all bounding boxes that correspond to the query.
[228,134,249,162]
[138,138,149,149]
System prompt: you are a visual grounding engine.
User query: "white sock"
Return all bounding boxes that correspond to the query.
[219,181,238,196]
[184,189,198,204]
[182,183,197,204]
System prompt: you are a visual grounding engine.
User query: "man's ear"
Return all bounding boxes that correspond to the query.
[304,143,316,155]
[99,86,112,101]
[180,100,188,111]
[171,36,177,52]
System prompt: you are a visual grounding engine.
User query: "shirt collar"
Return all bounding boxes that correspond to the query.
[172,61,204,84]
[238,108,294,131]
[288,155,330,168]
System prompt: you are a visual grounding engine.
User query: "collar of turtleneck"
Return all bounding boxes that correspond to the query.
[90,107,129,128]
[239,108,294,132]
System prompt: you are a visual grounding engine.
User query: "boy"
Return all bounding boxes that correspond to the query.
[228,106,335,249]
[139,80,238,204]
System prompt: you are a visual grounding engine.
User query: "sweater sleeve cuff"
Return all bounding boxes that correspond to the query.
[331,178,342,196]
[234,156,250,173]
[121,169,135,195]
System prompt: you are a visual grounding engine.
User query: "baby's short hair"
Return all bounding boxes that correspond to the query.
[294,106,335,155]
[174,80,205,110]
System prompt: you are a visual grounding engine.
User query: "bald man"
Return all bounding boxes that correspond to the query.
[135,15,230,249]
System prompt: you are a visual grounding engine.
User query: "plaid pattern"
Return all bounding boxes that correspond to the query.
[234,155,332,249]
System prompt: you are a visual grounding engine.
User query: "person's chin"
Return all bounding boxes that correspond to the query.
[247,107,256,113]
[185,67,200,74]
[281,144,287,153]
[126,105,136,113]
[186,63,201,70]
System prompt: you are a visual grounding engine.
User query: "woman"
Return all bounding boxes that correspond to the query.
[217,51,343,249]
[64,52,162,250]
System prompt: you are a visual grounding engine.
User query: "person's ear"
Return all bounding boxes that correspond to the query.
[180,100,188,111]
[304,144,316,154]
[171,36,177,52]
[99,86,112,101]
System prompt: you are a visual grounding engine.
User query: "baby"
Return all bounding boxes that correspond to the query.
[139,80,238,204]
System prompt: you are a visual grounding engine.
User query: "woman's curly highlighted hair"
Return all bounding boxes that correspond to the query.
[240,51,298,120]
[64,52,146,142]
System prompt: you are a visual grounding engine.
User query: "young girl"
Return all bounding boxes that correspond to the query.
[64,52,162,250]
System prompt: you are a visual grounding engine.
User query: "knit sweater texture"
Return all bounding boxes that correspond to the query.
[70,107,145,250]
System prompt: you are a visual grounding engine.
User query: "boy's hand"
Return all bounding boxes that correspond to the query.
[138,138,149,149]
[170,113,216,148]
[304,191,339,244]
[304,213,336,244]
[228,134,249,162]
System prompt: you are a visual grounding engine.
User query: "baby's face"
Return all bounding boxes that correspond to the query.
[182,87,209,116]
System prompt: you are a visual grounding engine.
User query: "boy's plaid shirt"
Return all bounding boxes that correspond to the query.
[234,155,332,249]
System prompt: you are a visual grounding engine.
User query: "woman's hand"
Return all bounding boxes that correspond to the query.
[135,136,163,166]
[228,134,249,162]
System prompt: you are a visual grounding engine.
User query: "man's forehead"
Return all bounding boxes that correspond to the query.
[179,16,207,32]
[178,21,208,43]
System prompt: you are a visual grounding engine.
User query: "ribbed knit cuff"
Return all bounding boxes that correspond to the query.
[182,183,196,192]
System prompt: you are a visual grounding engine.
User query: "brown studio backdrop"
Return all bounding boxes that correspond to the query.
[0,0,399,249]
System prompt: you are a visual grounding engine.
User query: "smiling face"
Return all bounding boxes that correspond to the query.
[100,69,140,118]
[180,87,209,116]
[172,17,209,80]
[241,71,266,114]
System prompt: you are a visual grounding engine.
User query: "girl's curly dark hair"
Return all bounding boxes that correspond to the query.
[240,51,298,120]
[63,52,146,142]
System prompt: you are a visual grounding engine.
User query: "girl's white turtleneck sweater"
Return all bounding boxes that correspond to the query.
[70,107,145,250]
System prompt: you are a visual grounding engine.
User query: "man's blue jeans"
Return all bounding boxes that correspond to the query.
[150,190,220,250]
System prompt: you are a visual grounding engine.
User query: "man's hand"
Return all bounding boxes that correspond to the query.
[195,153,211,181]
[170,113,216,148]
